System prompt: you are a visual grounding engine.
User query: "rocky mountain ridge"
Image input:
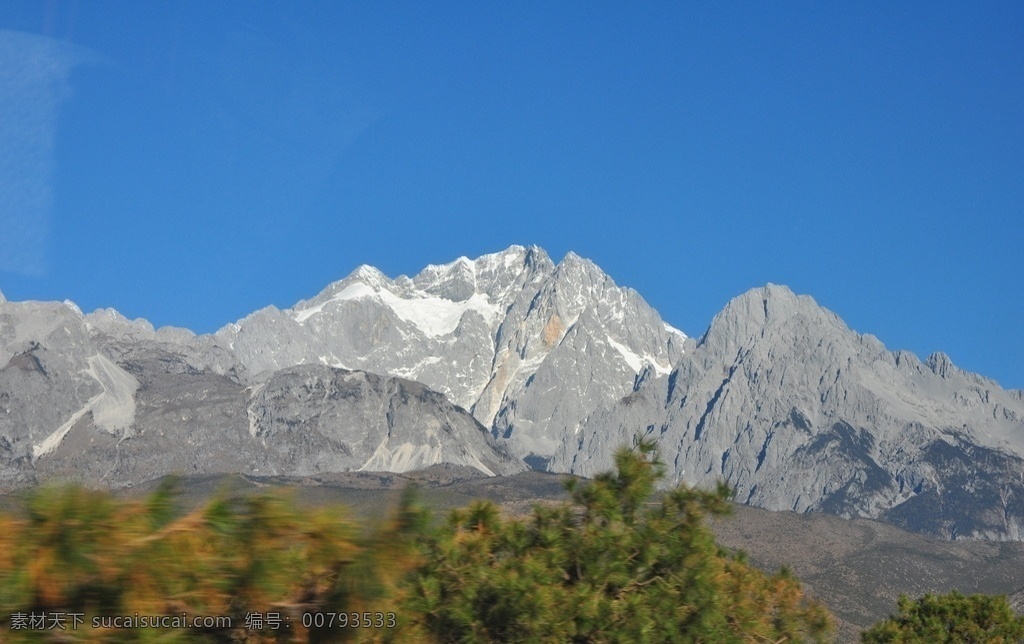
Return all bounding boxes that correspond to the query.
[552,284,1024,540]
[3,248,1023,540]
[216,245,687,461]
[0,296,522,487]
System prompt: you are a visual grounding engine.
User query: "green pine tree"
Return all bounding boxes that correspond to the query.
[395,438,833,643]
[862,591,1024,643]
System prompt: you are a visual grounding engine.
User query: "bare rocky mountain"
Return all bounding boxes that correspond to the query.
[552,284,1024,540]
[1,246,680,487]
[3,251,1024,541]
[0,298,521,488]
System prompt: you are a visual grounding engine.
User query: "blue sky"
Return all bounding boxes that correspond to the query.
[1,2,1021,388]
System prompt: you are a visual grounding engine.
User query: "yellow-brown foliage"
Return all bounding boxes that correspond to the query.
[0,445,834,643]
[0,481,421,643]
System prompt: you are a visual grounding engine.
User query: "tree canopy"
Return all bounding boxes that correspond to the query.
[395,438,833,642]
[862,590,1024,643]
[0,439,838,642]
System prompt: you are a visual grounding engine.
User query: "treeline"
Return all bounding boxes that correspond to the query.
[0,441,1019,642]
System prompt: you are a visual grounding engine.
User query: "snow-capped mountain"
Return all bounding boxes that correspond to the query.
[0,246,682,485]
[216,246,688,462]
[3,248,1024,539]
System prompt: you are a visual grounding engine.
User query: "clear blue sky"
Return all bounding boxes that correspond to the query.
[1,2,1021,389]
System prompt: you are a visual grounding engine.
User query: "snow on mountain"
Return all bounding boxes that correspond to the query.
[294,279,500,336]
[218,246,688,460]
[7,251,1024,539]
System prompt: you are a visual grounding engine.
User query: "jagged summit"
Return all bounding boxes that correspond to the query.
[926,351,957,378]
[553,283,1024,540]
[217,246,685,459]
[700,284,838,341]
[5,255,1024,539]
[289,246,542,323]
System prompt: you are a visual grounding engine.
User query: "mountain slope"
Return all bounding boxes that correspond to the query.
[5,253,1024,541]
[0,299,522,487]
[217,246,687,461]
[552,284,1024,539]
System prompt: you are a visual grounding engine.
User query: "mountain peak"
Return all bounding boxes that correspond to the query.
[926,351,957,378]
[218,246,682,458]
[413,255,479,301]
[555,283,1024,540]
[699,284,824,348]
[410,246,552,293]
[474,244,530,269]
[522,244,551,267]
[559,250,601,273]
[739,283,803,315]
[350,264,389,285]
[418,254,475,276]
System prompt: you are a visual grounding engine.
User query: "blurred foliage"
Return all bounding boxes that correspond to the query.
[0,477,425,642]
[0,440,837,642]
[861,590,1024,643]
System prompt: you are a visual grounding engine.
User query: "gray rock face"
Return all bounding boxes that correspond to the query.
[0,301,139,480]
[247,365,521,476]
[10,246,679,488]
[6,253,1024,541]
[217,246,687,461]
[84,307,247,381]
[0,298,522,488]
[552,284,1024,540]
